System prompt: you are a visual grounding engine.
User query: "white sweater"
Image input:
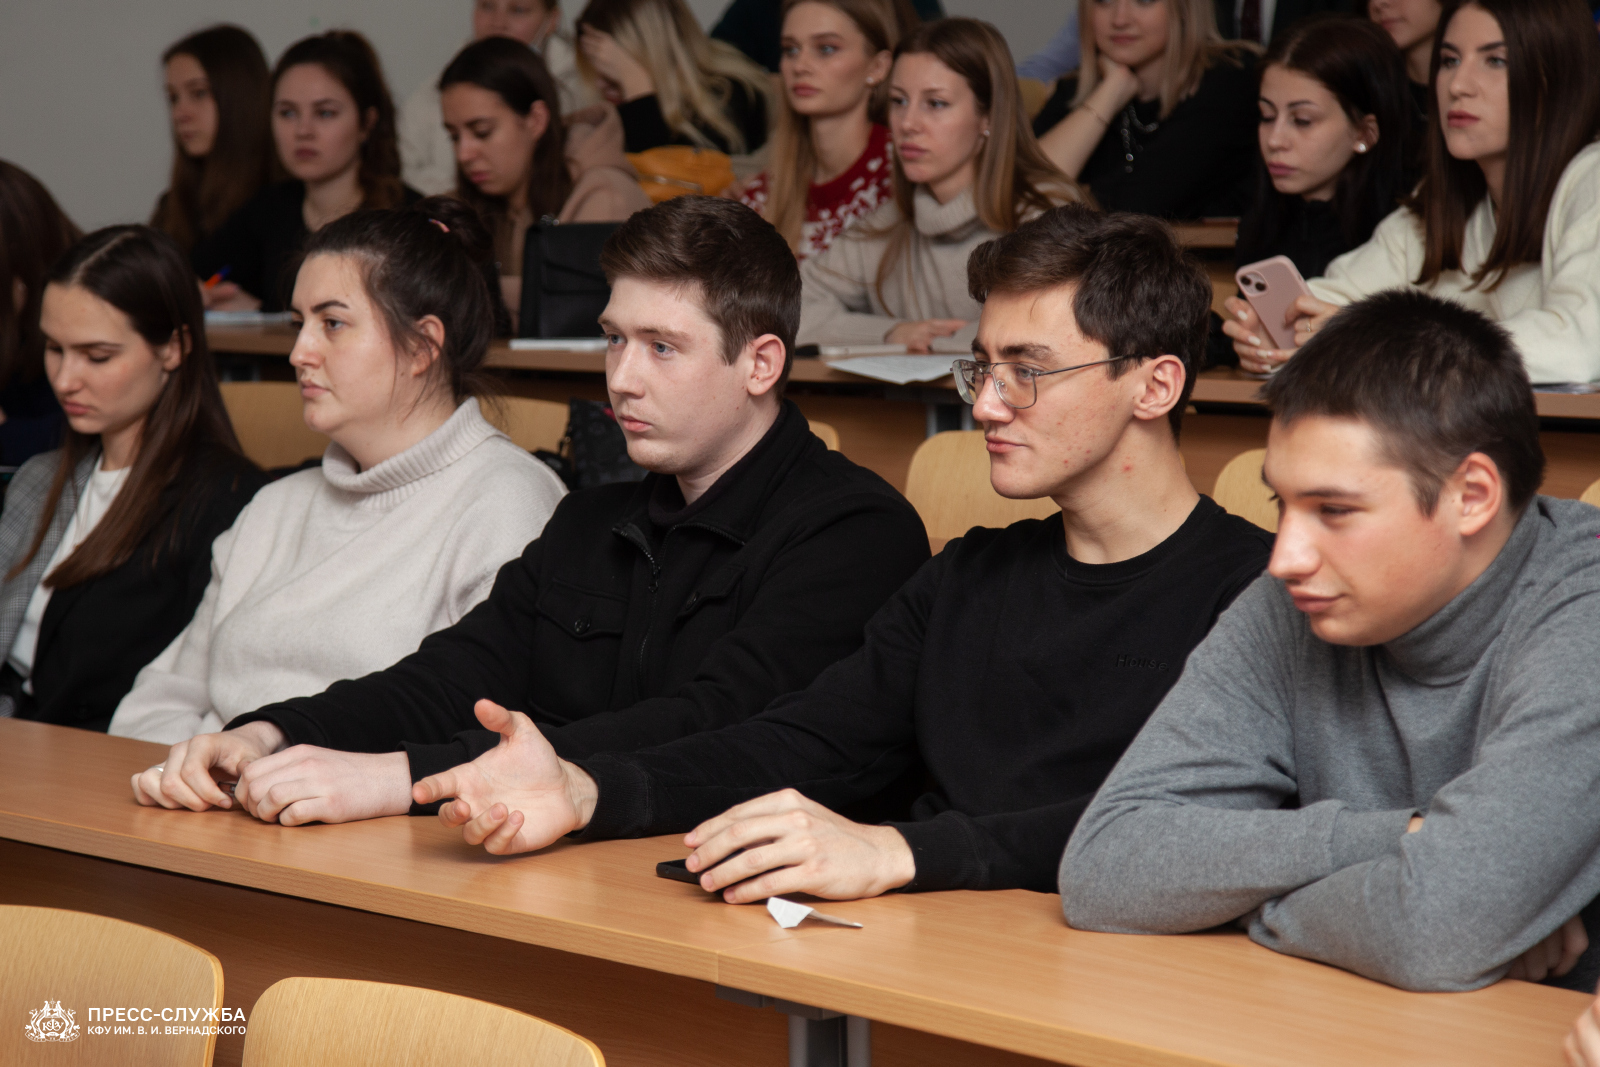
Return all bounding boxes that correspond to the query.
[108,398,566,744]
[1310,141,1600,385]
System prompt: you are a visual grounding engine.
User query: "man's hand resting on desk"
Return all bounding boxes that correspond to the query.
[132,721,285,811]
[413,699,599,854]
[131,721,412,824]
[683,789,916,903]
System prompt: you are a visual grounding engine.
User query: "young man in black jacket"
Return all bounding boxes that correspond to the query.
[132,196,929,823]
[408,204,1276,897]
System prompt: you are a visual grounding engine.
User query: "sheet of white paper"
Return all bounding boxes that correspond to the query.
[827,355,956,385]
[508,337,609,352]
[819,343,910,357]
[767,896,813,929]
[204,311,293,326]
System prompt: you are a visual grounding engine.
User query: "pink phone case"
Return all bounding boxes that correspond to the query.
[1235,256,1311,350]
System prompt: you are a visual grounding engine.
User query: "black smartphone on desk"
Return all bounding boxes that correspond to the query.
[655,849,747,892]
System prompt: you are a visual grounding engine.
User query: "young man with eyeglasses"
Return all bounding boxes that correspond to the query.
[403,204,1274,901]
[130,196,930,824]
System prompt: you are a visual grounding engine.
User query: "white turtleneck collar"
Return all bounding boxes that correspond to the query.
[320,397,504,510]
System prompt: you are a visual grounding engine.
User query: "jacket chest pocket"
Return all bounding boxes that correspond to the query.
[537,580,629,640]
[675,566,743,626]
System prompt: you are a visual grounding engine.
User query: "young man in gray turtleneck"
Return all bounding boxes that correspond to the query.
[1061,289,1600,993]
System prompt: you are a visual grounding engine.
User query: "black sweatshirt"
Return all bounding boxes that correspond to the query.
[577,497,1274,893]
[616,81,768,154]
[228,403,930,793]
[192,181,422,312]
[1034,54,1259,220]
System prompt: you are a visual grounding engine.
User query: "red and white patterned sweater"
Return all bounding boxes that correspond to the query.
[740,124,894,260]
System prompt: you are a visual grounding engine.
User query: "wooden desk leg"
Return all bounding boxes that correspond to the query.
[718,985,872,1067]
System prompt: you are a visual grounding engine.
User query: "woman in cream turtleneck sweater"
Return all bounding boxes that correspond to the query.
[110,199,565,744]
[797,19,1084,353]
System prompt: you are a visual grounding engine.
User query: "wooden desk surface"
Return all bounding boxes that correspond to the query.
[0,718,1584,1067]
[205,327,1600,422]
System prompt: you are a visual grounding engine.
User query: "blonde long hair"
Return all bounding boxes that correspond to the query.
[577,0,772,154]
[1072,0,1252,119]
[874,18,1085,303]
[763,0,912,252]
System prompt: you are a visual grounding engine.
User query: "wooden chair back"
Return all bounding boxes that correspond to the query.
[808,419,840,451]
[220,381,328,470]
[486,396,569,454]
[1580,476,1600,508]
[904,430,1057,548]
[0,904,222,1067]
[1212,448,1279,532]
[241,977,604,1067]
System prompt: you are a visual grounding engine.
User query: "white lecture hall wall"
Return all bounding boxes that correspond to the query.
[0,0,1067,231]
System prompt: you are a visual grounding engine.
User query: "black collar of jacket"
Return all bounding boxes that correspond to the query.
[612,399,815,553]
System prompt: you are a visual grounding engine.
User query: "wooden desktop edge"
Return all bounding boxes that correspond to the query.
[203,328,1600,420]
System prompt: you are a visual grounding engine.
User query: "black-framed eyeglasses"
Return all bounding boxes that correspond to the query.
[950,357,1121,410]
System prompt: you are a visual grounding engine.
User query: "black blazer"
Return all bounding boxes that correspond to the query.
[1212,0,1356,42]
[22,445,266,732]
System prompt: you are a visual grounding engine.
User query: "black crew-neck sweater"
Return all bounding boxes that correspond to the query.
[578,496,1274,893]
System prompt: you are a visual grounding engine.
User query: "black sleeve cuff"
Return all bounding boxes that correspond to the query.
[572,756,653,840]
[402,731,500,816]
[889,814,981,893]
[227,706,319,747]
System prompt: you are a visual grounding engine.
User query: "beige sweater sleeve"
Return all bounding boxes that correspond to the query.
[797,226,904,347]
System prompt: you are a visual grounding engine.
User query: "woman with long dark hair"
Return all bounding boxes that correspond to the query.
[114,197,565,751]
[0,162,79,467]
[438,37,648,318]
[149,25,274,258]
[1235,17,1416,281]
[195,30,419,312]
[0,226,264,731]
[1225,0,1600,383]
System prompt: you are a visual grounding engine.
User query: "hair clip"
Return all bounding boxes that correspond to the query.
[429,218,450,233]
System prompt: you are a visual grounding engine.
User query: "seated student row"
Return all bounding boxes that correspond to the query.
[0,201,564,735]
[131,192,1600,1004]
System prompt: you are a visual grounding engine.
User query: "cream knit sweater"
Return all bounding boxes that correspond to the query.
[108,398,566,744]
[1310,141,1600,385]
[797,187,999,351]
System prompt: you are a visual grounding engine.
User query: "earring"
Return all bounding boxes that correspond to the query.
[866,77,876,86]
[1355,142,1368,153]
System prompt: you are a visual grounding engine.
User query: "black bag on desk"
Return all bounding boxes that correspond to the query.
[518,220,621,338]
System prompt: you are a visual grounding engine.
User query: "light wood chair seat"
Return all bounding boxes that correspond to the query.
[219,381,328,470]
[1212,447,1278,532]
[904,430,1057,550]
[1580,476,1600,507]
[0,904,222,1067]
[241,977,604,1067]
[485,395,569,454]
[807,419,839,451]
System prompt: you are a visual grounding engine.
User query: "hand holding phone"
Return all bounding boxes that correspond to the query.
[1235,256,1312,352]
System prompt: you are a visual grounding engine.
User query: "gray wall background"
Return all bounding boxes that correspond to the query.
[0,0,1067,231]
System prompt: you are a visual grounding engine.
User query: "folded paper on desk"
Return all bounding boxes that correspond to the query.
[509,337,610,352]
[204,310,293,326]
[767,896,863,930]
[827,355,956,385]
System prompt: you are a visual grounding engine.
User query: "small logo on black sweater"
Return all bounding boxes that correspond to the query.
[1115,653,1169,672]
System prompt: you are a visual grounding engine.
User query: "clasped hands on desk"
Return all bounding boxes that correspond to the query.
[0,718,1586,1067]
